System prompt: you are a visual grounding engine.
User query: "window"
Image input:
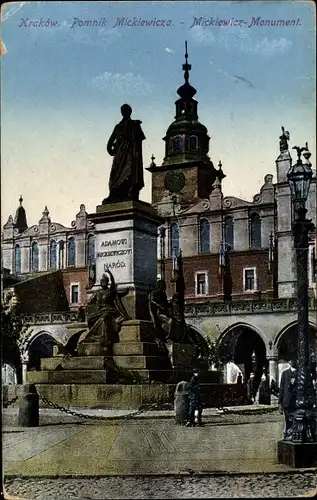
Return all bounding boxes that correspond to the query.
[86,234,95,265]
[170,222,180,260]
[189,135,198,151]
[58,241,64,269]
[173,135,182,151]
[49,240,57,269]
[250,213,262,249]
[14,245,21,274]
[31,242,39,271]
[224,216,234,249]
[70,284,79,304]
[67,237,76,267]
[199,219,210,254]
[196,272,208,296]
[244,268,257,291]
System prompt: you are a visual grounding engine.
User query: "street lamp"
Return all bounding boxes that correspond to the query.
[278,143,317,467]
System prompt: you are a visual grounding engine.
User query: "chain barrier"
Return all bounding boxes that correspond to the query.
[3,396,19,408]
[38,392,166,423]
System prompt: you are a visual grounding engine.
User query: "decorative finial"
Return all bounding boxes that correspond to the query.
[43,206,49,216]
[302,142,311,162]
[218,160,222,170]
[292,145,307,161]
[19,195,23,205]
[150,154,156,167]
[182,40,191,84]
[279,126,290,152]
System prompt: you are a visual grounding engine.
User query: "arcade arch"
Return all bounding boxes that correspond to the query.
[274,321,317,361]
[27,332,59,371]
[217,323,267,384]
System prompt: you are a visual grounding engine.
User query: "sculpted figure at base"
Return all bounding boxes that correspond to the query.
[148,280,188,346]
[78,268,130,355]
[104,104,145,203]
[148,280,173,348]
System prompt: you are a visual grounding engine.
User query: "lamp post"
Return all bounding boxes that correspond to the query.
[278,143,317,467]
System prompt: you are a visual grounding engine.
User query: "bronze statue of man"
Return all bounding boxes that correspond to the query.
[105,104,145,203]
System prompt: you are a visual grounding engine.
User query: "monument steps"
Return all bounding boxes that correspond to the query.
[26,370,108,384]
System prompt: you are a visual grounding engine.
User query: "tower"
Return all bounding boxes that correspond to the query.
[148,42,224,213]
[275,127,296,297]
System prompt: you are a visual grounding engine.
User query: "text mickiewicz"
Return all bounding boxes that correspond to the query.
[113,17,173,27]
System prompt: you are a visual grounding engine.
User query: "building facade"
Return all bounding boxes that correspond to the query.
[2,200,95,310]
[148,49,316,384]
[2,49,316,387]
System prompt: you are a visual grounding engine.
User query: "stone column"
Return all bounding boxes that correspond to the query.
[268,356,278,384]
[21,352,29,385]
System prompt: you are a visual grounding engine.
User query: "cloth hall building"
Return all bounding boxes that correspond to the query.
[2,49,316,388]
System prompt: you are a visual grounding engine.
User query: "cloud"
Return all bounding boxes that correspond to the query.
[91,72,154,96]
[190,26,215,45]
[191,27,292,56]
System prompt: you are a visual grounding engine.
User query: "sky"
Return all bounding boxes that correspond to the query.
[1,0,316,228]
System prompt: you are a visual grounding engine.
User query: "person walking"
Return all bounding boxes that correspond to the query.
[278,359,297,440]
[186,368,203,427]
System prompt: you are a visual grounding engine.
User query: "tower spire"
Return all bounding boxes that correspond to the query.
[177,41,196,100]
[183,41,191,84]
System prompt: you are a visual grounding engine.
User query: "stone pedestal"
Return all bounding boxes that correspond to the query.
[277,440,317,468]
[88,200,164,320]
[25,200,220,409]
[167,343,198,369]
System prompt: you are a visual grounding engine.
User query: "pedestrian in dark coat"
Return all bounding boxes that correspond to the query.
[186,368,203,427]
[278,359,297,439]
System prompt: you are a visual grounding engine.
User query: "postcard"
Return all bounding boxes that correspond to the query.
[2,1,316,499]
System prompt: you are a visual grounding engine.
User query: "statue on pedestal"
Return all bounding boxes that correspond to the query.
[104,104,145,203]
[279,126,290,153]
[78,267,130,355]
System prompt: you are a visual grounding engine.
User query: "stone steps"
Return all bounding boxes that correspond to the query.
[41,356,106,371]
[26,370,107,384]
[34,383,171,409]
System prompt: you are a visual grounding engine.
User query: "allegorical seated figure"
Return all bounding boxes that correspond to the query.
[148,280,173,348]
[78,267,130,355]
[104,103,145,203]
[148,280,190,347]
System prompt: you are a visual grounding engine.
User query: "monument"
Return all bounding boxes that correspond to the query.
[26,105,220,408]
